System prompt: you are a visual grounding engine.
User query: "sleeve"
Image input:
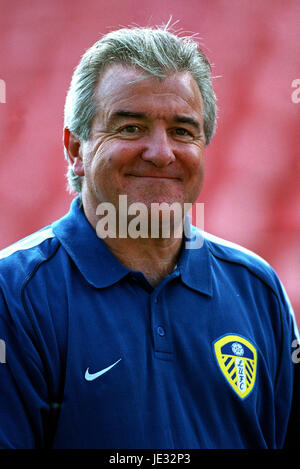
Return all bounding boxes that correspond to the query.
[284,339,300,448]
[283,295,300,448]
[0,288,55,448]
[272,278,300,448]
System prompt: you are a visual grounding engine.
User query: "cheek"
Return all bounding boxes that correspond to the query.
[87,143,139,198]
[194,158,205,189]
[184,150,205,199]
[185,148,205,180]
[91,140,137,174]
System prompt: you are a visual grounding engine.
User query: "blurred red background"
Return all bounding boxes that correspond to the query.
[0,0,299,320]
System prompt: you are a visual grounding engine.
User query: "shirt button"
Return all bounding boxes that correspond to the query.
[157,326,166,337]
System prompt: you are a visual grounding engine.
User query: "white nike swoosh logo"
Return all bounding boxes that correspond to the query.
[84,358,122,381]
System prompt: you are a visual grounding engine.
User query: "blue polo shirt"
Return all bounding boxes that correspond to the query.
[0,197,299,449]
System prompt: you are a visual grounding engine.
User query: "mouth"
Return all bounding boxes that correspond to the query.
[126,174,181,181]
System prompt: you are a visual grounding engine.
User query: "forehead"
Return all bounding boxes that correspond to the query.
[93,64,204,120]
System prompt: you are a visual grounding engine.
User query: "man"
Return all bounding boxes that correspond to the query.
[0,26,299,449]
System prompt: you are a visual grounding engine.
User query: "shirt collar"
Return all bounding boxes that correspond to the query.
[52,197,213,296]
[52,197,130,288]
[177,221,213,297]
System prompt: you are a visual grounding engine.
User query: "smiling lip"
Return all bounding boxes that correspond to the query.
[126,174,181,180]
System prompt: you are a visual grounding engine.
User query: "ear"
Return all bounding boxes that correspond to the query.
[63,127,85,177]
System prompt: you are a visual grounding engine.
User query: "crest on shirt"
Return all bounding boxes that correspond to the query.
[213,334,257,399]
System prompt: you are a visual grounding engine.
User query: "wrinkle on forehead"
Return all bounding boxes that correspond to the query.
[92,64,204,129]
[95,64,202,102]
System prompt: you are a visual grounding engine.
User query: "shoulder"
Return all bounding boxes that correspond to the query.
[0,227,61,292]
[203,231,272,277]
[200,230,299,333]
[202,232,282,293]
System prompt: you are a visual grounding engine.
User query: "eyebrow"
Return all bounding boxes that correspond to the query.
[109,110,146,122]
[172,115,201,131]
[108,110,201,131]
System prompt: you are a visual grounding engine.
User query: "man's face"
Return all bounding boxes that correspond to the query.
[78,64,206,215]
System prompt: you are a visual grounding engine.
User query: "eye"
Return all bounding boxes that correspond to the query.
[172,128,194,139]
[120,125,140,134]
[175,128,189,136]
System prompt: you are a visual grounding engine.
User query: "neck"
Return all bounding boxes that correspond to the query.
[81,195,183,286]
[103,235,182,286]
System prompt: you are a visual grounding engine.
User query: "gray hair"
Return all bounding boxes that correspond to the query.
[64,26,217,193]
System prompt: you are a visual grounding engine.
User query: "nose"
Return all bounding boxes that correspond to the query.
[141,127,175,167]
